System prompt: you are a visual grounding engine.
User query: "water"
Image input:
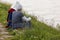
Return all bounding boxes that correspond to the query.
[0,0,60,28]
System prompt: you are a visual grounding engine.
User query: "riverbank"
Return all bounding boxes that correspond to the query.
[0,3,60,40]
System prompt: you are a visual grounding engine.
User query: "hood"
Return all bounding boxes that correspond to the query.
[11,1,22,11]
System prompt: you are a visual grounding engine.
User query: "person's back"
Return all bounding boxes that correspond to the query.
[12,11,24,23]
[12,11,24,29]
[12,11,31,29]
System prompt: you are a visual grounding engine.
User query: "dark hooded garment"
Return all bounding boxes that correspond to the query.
[12,11,24,29]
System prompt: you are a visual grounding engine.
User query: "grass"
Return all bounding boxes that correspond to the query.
[0,3,60,40]
[0,3,10,25]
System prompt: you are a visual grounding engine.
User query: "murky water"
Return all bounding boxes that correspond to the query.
[0,0,60,28]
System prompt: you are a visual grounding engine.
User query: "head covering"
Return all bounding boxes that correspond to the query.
[11,1,22,11]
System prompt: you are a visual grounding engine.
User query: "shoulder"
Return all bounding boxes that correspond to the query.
[8,8,15,13]
[12,11,23,15]
[13,11,21,13]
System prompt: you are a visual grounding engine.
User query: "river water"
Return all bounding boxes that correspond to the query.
[0,0,60,28]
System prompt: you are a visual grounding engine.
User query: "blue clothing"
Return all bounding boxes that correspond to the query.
[12,11,31,29]
[8,13,12,20]
[12,11,24,29]
[7,13,12,27]
[12,11,24,23]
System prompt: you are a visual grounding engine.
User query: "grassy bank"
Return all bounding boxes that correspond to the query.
[0,3,10,25]
[0,3,60,40]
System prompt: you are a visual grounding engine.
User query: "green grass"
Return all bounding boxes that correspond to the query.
[0,3,10,25]
[0,3,60,40]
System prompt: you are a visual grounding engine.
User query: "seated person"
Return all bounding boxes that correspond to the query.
[12,8,31,29]
[6,1,31,29]
[11,2,31,29]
